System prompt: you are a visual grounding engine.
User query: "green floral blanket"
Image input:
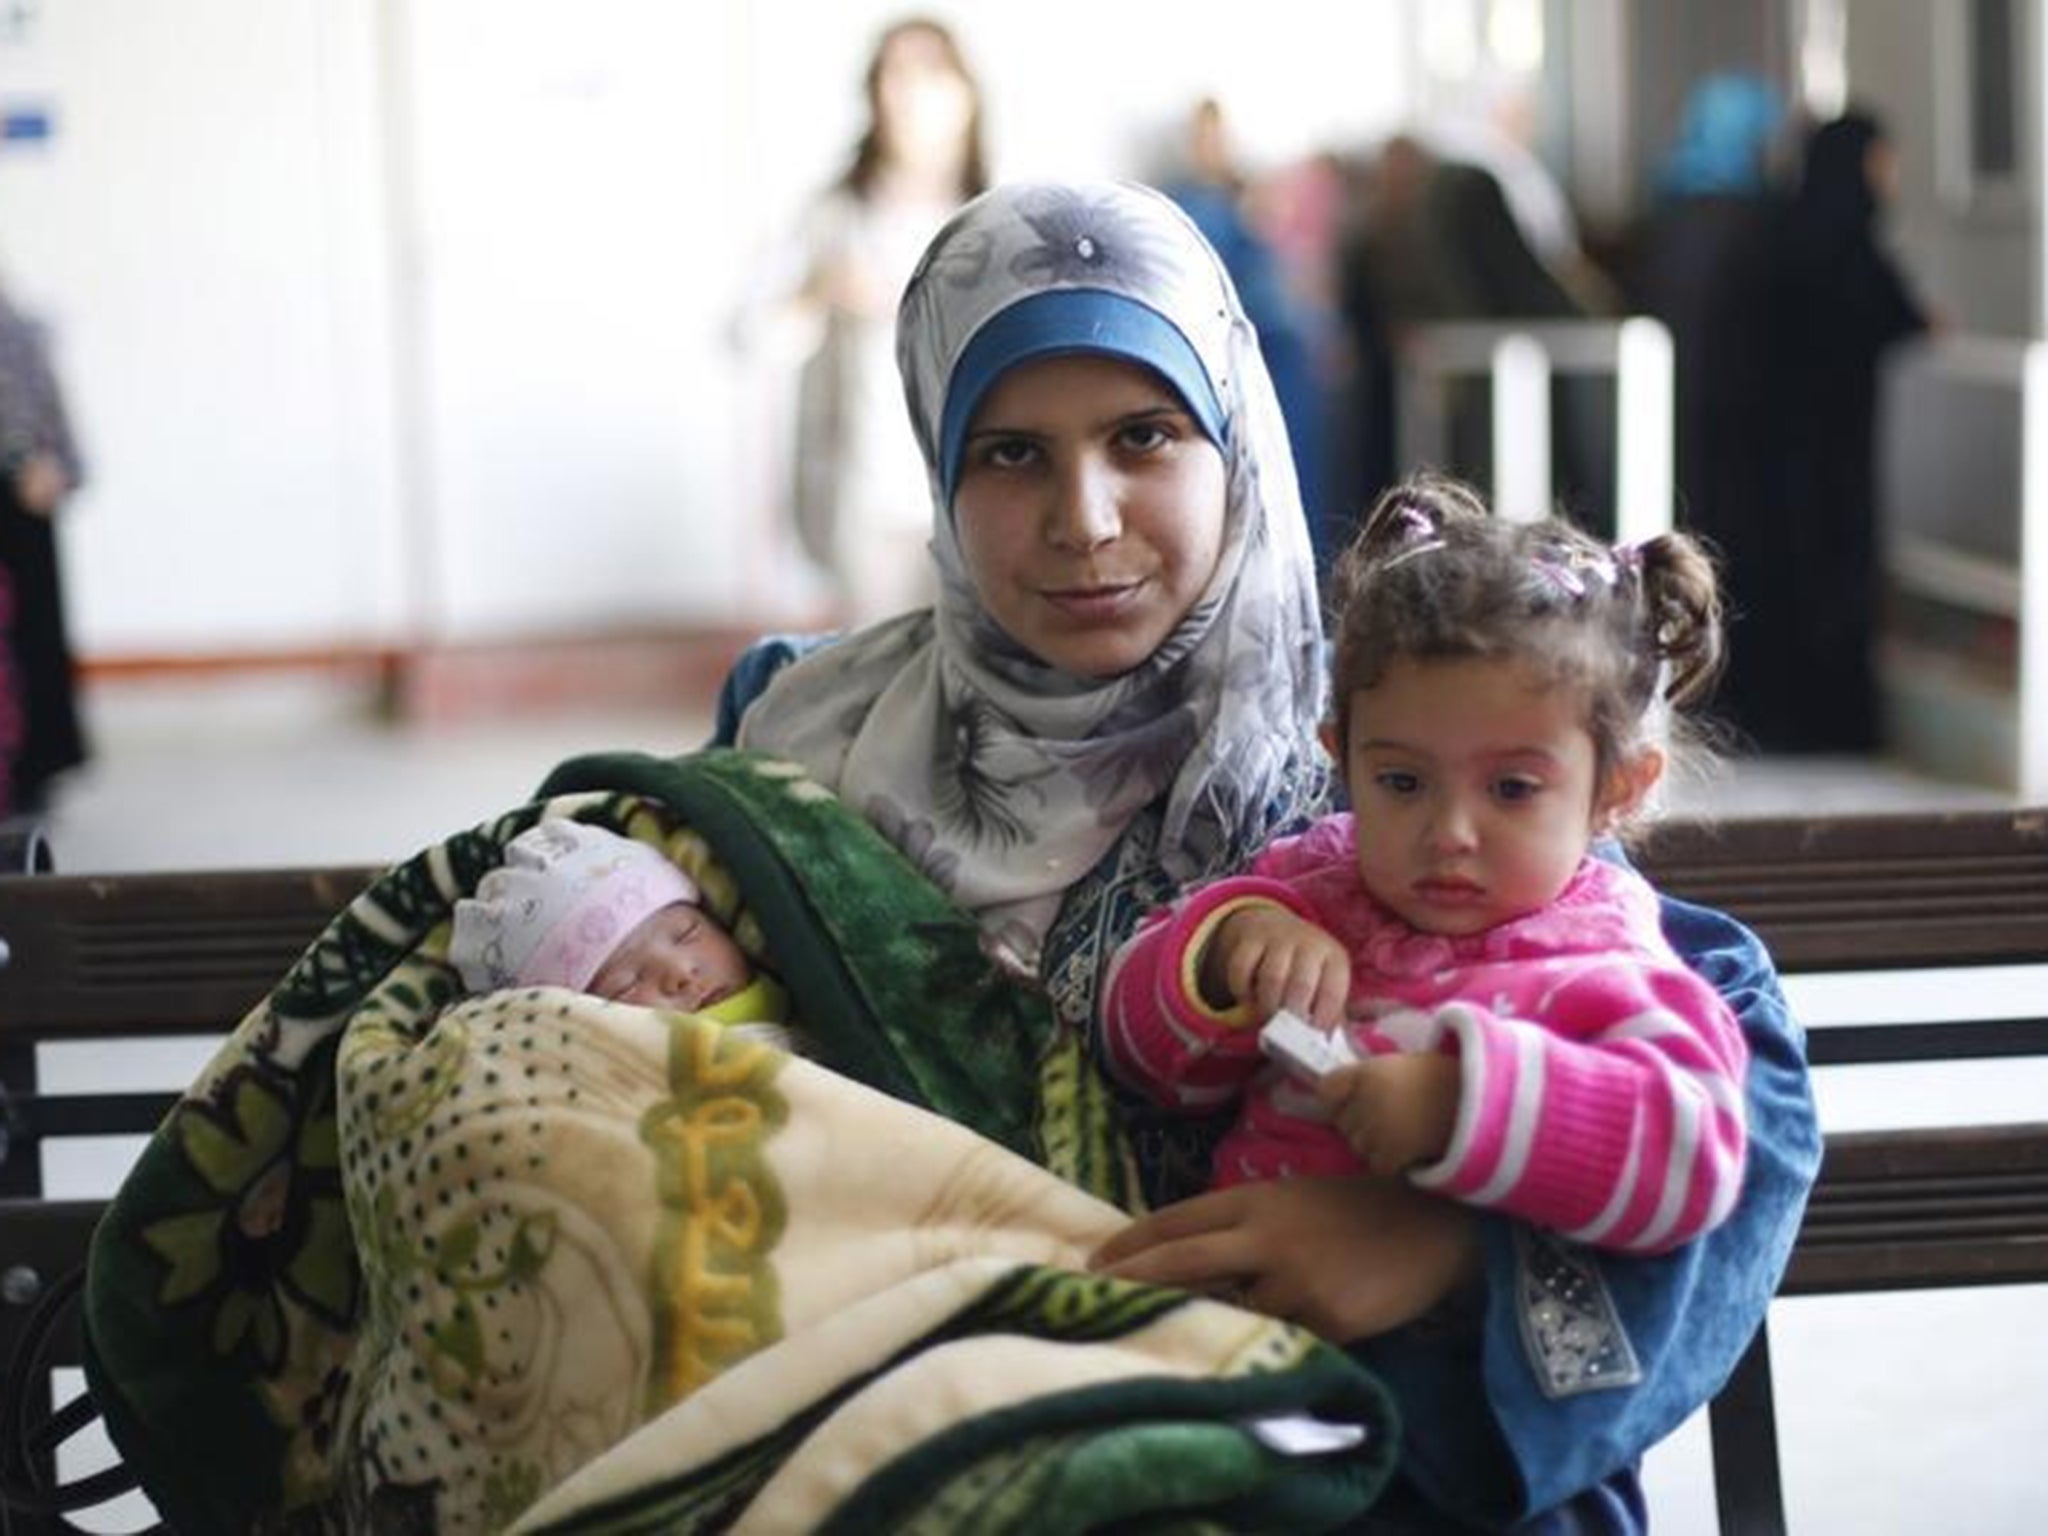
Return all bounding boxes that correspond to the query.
[84,749,1399,1532]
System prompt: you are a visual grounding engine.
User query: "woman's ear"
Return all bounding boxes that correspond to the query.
[1595,745,1666,831]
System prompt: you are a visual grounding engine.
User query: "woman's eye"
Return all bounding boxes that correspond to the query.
[977,436,1039,470]
[1117,419,1173,453]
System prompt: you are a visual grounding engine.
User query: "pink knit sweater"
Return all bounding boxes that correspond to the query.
[1098,815,1750,1255]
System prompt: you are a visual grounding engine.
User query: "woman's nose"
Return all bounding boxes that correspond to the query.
[1048,455,1121,549]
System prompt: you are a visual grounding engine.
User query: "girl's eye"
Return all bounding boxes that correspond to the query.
[1493,776,1543,804]
[1373,769,1421,796]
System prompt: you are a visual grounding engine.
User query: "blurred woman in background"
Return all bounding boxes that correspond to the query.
[0,277,88,818]
[744,15,988,625]
[1630,73,1788,672]
[1738,108,1935,753]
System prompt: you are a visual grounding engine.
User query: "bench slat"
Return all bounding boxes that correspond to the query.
[1638,808,2048,972]
[0,866,380,1038]
[1785,1240,2048,1293]
[1636,807,2048,864]
[1781,1123,2048,1295]
[12,1092,181,1140]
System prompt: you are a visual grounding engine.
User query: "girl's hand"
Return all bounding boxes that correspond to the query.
[1087,1173,1479,1343]
[1319,1054,1461,1173]
[1201,907,1351,1027]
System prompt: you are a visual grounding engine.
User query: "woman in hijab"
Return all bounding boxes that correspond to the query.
[738,180,1327,997]
[719,178,1819,1532]
[1634,74,1788,590]
[1737,108,1932,752]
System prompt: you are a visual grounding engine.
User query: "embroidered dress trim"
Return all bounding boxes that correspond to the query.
[1513,1226,1642,1398]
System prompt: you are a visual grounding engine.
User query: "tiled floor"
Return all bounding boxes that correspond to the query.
[29,671,2024,875]
[18,672,2046,1535]
[33,674,721,874]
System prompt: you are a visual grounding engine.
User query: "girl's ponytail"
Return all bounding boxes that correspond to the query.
[1631,533,1725,710]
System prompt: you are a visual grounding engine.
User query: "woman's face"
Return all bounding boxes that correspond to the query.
[952,354,1227,679]
[874,26,973,164]
[1864,136,1901,205]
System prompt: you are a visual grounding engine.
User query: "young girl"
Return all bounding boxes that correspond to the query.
[1098,474,1748,1255]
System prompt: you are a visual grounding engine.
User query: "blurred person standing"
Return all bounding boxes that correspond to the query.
[1736,108,1934,753]
[1630,74,1789,617]
[740,15,987,625]
[1420,79,1618,315]
[0,277,87,817]
[1338,135,1609,525]
[1155,97,1335,570]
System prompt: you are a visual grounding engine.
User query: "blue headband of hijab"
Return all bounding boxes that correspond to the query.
[937,288,1228,506]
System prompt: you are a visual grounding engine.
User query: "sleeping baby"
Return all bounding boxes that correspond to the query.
[448,817,789,1031]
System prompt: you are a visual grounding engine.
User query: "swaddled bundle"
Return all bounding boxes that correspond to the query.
[85,749,1400,1533]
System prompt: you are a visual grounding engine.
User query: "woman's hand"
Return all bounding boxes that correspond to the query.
[1088,1173,1480,1343]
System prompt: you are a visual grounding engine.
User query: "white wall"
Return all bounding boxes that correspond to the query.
[0,0,1420,655]
[0,0,405,653]
[395,0,755,640]
[1844,0,2039,336]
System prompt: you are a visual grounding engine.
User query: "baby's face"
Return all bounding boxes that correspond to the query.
[589,901,753,1012]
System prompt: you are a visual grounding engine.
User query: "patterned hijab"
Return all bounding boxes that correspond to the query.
[740,179,1327,965]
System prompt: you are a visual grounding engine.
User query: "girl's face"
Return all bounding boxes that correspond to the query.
[1328,655,1659,937]
[590,902,753,1012]
[952,354,1227,679]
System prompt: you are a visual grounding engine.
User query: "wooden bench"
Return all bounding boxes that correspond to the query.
[1631,807,2048,1534]
[0,848,382,1533]
[2,807,2045,1534]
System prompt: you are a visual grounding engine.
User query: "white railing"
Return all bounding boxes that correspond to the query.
[1878,332,2045,800]
[2022,345,2046,800]
[1395,317,1675,545]
[1397,321,2043,797]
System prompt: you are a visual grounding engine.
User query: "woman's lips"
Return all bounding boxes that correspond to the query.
[1041,581,1142,621]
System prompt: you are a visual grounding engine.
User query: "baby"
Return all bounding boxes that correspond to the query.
[448,818,787,1029]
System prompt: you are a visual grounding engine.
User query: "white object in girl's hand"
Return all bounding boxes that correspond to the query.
[1258,1009,1358,1080]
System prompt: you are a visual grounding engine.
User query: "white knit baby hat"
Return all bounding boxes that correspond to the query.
[448,819,699,993]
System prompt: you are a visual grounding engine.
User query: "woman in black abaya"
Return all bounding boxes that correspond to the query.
[1735,109,1931,753]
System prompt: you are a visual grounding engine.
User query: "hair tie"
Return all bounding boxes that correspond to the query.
[1530,546,1619,602]
[1379,500,1447,570]
[1530,557,1586,599]
[1394,503,1437,541]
